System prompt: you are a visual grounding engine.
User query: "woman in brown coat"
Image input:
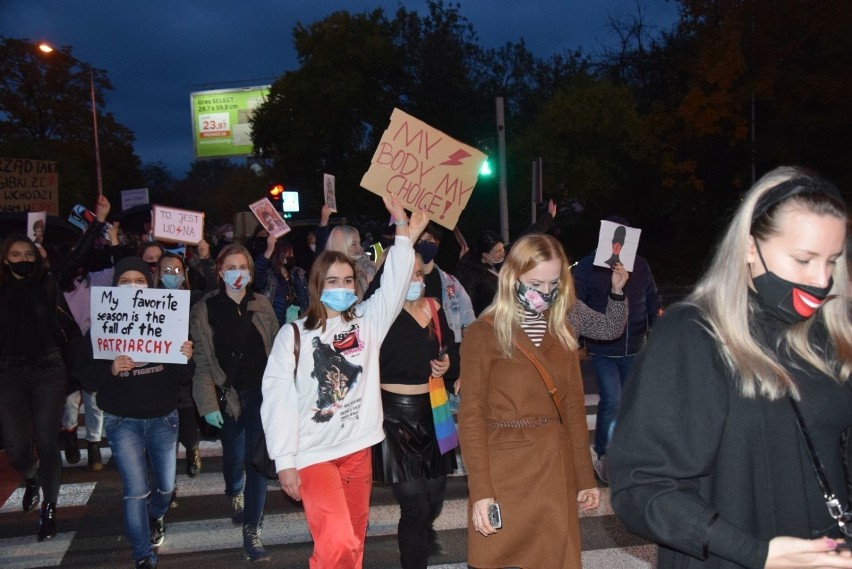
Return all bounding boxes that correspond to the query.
[458,233,628,568]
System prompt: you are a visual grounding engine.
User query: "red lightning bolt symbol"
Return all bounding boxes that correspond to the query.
[440,149,471,166]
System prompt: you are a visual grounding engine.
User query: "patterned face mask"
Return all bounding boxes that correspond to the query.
[515,281,558,313]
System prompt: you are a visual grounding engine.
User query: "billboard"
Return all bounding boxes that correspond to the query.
[190,86,270,159]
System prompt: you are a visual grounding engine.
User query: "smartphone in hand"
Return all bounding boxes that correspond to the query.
[487,503,502,530]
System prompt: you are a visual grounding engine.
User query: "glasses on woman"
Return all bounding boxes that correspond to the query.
[161,266,183,275]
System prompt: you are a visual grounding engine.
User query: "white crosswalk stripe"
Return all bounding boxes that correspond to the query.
[0,392,655,568]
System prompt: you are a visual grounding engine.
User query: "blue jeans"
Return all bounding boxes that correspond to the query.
[220,387,266,526]
[104,410,178,563]
[591,354,635,457]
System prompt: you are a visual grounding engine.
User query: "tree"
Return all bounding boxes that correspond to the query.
[0,37,142,212]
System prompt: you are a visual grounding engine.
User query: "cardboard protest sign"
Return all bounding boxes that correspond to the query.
[90,287,191,364]
[360,108,485,230]
[0,158,59,214]
[249,198,291,238]
[27,211,47,244]
[593,220,642,272]
[323,173,337,213]
[152,205,204,245]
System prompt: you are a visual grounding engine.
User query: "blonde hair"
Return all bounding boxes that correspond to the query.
[326,226,360,258]
[688,166,851,399]
[482,233,578,357]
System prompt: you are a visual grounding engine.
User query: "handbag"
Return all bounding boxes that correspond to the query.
[789,397,852,538]
[251,322,300,480]
[426,299,459,455]
[482,315,564,424]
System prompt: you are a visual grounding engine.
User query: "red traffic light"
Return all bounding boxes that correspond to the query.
[269,184,284,199]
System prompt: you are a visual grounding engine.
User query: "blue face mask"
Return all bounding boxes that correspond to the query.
[160,274,185,290]
[406,281,425,301]
[321,288,357,312]
[222,269,251,291]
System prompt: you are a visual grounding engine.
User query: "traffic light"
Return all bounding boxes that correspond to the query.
[269,183,284,201]
[479,158,494,177]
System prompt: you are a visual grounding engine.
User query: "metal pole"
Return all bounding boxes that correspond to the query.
[496,97,509,243]
[89,66,103,196]
[531,160,537,225]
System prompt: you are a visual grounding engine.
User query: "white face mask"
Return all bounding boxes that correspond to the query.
[223,231,234,240]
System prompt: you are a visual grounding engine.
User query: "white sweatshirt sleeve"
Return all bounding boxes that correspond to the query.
[359,235,415,341]
[260,322,300,471]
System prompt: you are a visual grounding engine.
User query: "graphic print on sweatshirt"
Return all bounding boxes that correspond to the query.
[309,325,364,423]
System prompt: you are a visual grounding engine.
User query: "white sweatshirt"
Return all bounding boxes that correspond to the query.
[260,236,414,471]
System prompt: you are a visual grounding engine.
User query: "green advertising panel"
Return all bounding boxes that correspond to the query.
[190,86,270,159]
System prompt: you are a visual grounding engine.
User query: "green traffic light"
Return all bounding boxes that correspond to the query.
[480,159,493,176]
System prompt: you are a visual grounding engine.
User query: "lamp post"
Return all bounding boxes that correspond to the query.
[38,43,103,196]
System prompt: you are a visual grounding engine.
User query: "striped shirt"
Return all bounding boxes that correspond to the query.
[521,310,548,346]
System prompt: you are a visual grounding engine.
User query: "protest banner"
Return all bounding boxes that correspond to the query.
[67,204,111,239]
[360,109,485,230]
[0,158,60,215]
[323,173,337,212]
[90,286,190,364]
[121,188,149,211]
[152,205,204,245]
[249,197,291,238]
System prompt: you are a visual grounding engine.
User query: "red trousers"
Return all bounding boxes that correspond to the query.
[299,447,373,569]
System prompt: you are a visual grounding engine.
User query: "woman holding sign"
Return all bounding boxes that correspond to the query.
[0,195,111,542]
[189,244,279,563]
[260,196,427,569]
[75,257,194,569]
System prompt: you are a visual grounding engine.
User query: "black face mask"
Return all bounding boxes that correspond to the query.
[8,261,36,278]
[415,240,439,264]
[752,243,833,324]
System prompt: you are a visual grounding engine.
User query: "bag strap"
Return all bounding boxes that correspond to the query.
[290,322,300,380]
[483,316,563,424]
[789,397,851,533]
[426,298,442,350]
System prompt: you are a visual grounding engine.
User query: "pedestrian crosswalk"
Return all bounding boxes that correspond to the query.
[0,394,657,568]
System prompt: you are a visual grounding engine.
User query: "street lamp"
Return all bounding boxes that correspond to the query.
[38,42,103,196]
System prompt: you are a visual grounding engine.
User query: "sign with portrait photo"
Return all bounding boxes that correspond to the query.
[593,220,642,272]
[249,197,291,238]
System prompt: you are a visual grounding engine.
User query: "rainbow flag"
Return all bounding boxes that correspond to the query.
[429,376,459,455]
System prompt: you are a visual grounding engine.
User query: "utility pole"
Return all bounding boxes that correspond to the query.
[496,97,509,242]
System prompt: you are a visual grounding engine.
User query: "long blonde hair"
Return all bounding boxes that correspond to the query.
[688,166,852,399]
[482,233,578,357]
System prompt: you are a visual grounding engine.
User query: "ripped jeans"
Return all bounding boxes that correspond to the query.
[104,410,178,562]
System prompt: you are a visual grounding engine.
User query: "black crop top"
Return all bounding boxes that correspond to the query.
[379,302,460,385]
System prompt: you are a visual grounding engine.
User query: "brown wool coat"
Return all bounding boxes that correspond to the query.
[458,318,596,569]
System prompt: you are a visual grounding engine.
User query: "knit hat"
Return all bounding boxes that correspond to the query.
[112,257,153,287]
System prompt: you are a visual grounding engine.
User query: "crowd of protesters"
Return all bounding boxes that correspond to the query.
[2,164,850,569]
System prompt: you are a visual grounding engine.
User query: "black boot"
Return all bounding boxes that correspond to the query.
[87,441,103,471]
[62,429,80,464]
[242,522,270,562]
[37,501,57,541]
[22,478,39,512]
[186,446,201,478]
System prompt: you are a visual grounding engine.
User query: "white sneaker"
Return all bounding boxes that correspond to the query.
[590,446,608,484]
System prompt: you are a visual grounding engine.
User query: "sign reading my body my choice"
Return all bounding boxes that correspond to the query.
[90,287,191,364]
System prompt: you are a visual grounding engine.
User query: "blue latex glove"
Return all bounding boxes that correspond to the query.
[204,410,224,428]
